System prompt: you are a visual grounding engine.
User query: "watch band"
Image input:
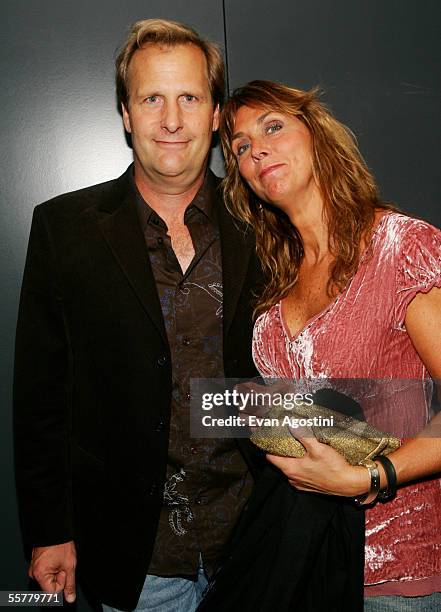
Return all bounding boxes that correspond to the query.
[354,459,381,506]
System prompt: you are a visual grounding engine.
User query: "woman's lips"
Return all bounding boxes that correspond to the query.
[259,163,285,179]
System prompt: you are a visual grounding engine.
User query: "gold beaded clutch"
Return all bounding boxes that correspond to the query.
[250,401,401,466]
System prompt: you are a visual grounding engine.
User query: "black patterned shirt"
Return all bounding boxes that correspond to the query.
[133,171,253,577]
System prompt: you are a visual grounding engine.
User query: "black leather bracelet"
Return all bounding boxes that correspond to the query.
[375,454,397,501]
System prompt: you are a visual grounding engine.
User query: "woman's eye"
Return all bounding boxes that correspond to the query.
[236,143,250,157]
[266,122,283,134]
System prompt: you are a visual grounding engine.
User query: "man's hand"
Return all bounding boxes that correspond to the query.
[29,541,77,603]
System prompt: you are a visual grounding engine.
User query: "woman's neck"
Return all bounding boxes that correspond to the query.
[286,191,329,263]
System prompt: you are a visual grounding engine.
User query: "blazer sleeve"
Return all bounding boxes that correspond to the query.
[13,204,74,550]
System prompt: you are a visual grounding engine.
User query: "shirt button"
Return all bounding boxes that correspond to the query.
[157,355,167,366]
[182,336,191,346]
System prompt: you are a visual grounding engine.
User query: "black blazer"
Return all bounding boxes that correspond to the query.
[13,166,263,610]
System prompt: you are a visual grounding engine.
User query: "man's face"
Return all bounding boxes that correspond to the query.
[122,43,219,191]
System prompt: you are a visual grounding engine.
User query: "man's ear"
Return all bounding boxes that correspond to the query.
[121,103,132,133]
[212,103,220,132]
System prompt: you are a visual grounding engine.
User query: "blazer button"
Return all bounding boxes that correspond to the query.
[157,355,167,366]
[155,420,165,432]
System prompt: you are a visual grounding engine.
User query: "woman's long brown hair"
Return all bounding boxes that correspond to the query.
[220,80,396,317]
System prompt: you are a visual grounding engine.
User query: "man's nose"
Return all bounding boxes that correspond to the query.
[161,101,183,133]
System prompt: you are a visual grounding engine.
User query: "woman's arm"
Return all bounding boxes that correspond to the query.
[267,286,441,497]
[386,285,441,484]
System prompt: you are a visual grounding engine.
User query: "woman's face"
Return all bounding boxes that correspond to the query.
[231,104,316,211]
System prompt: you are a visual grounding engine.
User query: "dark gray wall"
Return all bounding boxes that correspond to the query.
[1,0,440,609]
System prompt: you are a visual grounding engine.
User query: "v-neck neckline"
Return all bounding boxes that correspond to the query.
[279,212,393,342]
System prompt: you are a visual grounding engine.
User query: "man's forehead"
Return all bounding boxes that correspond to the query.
[127,43,210,94]
[129,42,208,72]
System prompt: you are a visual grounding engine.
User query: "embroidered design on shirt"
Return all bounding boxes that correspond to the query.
[163,469,194,536]
[181,282,223,317]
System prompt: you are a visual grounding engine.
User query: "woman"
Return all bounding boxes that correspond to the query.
[214,81,441,611]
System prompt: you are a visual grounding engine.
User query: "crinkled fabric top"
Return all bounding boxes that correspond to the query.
[252,213,441,595]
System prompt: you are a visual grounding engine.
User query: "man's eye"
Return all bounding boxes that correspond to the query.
[144,96,160,104]
[266,122,282,134]
[181,95,196,103]
[236,143,250,157]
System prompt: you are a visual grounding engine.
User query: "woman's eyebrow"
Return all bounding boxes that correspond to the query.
[232,111,272,140]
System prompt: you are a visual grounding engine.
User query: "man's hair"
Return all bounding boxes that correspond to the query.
[115,18,225,110]
[220,80,396,317]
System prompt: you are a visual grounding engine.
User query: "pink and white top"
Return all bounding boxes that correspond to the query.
[252,213,441,596]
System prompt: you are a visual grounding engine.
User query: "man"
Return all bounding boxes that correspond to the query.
[14,19,261,611]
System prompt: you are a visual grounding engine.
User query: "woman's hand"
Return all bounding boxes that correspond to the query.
[267,434,370,497]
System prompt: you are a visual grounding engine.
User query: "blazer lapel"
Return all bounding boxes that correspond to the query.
[217,192,255,338]
[97,168,168,344]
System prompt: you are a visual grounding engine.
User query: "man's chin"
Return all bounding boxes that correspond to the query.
[156,166,191,179]
[155,158,208,180]
[134,155,208,187]
[154,156,190,177]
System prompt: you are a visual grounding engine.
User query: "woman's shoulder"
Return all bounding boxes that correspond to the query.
[379,211,440,239]
[372,212,441,262]
[380,212,441,327]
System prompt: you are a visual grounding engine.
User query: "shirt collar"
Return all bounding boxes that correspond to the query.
[131,168,218,232]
